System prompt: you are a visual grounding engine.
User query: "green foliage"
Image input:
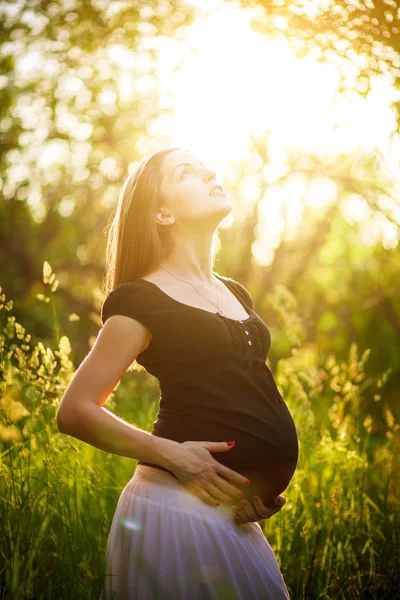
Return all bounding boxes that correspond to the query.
[0,265,158,599]
[270,341,400,598]
[1,273,399,599]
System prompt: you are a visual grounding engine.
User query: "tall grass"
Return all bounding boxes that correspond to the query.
[1,263,399,599]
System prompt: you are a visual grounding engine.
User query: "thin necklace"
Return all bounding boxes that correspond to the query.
[159,266,225,316]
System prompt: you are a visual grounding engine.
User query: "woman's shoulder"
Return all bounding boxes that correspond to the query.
[102,278,148,303]
[101,279,158,326]
[214,272,254,309]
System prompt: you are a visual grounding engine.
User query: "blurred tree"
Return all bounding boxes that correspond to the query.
[0,0,195,343]
[242,0,400,126]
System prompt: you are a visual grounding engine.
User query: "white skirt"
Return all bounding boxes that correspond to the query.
[100,464,290,600]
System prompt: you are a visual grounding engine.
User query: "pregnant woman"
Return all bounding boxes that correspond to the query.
[57,147,299,599]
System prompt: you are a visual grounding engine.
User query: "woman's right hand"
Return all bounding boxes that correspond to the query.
[167,440,251,507]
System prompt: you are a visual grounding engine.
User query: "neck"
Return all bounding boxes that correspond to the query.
[160,231,217,285]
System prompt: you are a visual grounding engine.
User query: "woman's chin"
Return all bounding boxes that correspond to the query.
[215,202,233,222]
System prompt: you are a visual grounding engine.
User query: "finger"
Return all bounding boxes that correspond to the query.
[202,441,237,453]
[210,474,246,502]
[216,465,251,489]
[197,487,221,507]
[265,507,282,518]
[269,504,284,516]
[259,503,284,519]
[239,499,258,522]
[273,494,286,507]
[233,506,246,524]
[234,515,244,525]
[253,496,281,519]
[203,481,236,505]
[252,496,271,519]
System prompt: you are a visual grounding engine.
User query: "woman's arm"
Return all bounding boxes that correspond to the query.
[56,314,181,468]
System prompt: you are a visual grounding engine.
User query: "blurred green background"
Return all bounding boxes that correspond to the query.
[1,1,399,598]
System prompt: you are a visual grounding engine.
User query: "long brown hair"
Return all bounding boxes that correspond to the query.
[103,146,182,297]
[102,146,223,371]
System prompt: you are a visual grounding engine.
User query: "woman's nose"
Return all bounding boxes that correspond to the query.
[204,169,217,182]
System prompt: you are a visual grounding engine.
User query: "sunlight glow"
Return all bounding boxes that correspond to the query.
[120,518,142,532]
[153,2,400,258]
[8,0,400,253]
[167,5,399,161]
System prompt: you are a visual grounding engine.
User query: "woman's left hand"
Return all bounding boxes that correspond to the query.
[233,494,286,525]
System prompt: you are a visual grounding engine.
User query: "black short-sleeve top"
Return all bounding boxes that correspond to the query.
[101,272,299,505]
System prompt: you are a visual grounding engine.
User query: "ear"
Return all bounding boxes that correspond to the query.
[155,208,175,226]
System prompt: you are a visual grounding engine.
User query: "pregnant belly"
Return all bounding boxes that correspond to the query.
[208,409,299,506]
[151,399,299,507]
[151,428,299,508]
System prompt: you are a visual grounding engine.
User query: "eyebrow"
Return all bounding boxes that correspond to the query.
[172,161,206,177]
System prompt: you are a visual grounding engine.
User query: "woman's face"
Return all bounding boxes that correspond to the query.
[158,150,232,229]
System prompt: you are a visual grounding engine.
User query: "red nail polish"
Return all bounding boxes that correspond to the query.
[227,441,235,446]
[245,480,251,486]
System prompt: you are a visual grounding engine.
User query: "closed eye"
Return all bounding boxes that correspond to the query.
[180,164,212,179]
[181,167,196,178]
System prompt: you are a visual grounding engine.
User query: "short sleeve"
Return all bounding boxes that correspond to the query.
[101,282,154,336]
